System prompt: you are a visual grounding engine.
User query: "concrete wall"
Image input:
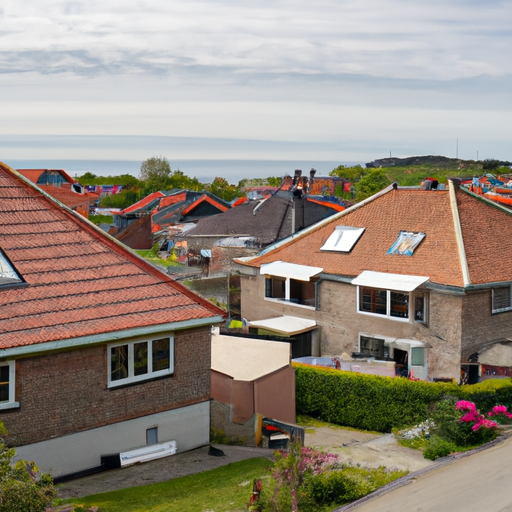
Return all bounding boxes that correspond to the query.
[210,400,256,446]
[211,366,295,425]
[254,366,295,424]
[240,274,466,380]
[1,326,211,447]
[14,401,210,478]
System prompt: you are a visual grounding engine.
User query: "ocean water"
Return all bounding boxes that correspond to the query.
[4,159,363,182]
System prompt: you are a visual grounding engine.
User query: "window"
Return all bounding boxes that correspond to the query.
[360,336,385,358]
[359,287,409,319]
[414,295,428,324]
[320,226,365,252]
[108,337,174,387]
[264,277,316,307]
[411,348,424,366]
[492,287,512,314]
[387,231,425,256]
[0,248,23,286]
[146,427,158,445]
[0,361,18,409]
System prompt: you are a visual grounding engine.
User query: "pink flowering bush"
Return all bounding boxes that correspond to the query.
[456,400,512,431]
[269,442,338,511]
[424,398,510,460]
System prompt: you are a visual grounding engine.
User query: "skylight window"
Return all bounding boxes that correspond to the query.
[0,249,23,286]
[387,231,425,256]
[320,226,365,253]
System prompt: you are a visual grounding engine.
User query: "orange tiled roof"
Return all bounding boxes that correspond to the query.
[244,184,512,288]
[38,185,90,209]
[0,163,224,350]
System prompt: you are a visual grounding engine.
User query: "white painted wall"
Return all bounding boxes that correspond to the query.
[13,401,210,478]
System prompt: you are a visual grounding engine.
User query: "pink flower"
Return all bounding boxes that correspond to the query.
[455,401,476,413]
[460,412,479,423]
[492,405,508,415]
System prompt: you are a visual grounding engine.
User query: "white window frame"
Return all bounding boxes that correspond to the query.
[492,286,512,314]
[264,276,316,309]
[107,335,174,388]
[357,286,410,322]
[0,361,19,410]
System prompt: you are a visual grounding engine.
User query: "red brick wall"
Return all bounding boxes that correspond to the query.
[0,327,211,446]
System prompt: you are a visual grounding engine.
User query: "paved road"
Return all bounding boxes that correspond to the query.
[336,434,512,512]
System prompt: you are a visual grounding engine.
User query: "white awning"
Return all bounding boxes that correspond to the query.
[384,339,425,351]
[351,270,429,292]
[248,316,317,336]
[260,261,323,282]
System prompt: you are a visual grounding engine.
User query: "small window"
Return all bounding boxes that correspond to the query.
[492,287,512,314]
[360,336,385,358]
[414,295,428,323]
[387,231,425,256]
[108,337,174,388]
[320,226,365,252]
[0,248,23,286]
[0,361,18,409]
[146,427,158,445]
[411,348,424,366]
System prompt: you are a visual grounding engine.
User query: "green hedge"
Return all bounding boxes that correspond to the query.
[294,364,512,432]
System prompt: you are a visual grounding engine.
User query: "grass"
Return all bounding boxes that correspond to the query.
[64,458,272,512]
[297,415,381,435]
[134,250,183,269]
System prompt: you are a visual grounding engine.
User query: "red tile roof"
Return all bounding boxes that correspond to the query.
[242,183,512,288]
[0,163,224,350]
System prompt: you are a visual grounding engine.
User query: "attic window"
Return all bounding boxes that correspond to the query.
[387,231,425,256]
[0,249,23,286]
[320,226,365,252]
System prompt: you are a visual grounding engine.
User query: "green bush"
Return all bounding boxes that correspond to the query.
[294,363,512,433]
[301,466,407,510]
[423,434,457,461]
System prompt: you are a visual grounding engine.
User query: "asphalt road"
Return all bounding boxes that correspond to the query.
[336,434,512,512]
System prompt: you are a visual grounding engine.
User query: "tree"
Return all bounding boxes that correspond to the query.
[0,423,56,512]
[355,168,391,202]
[139,156,172,193]
[329,164,366,183]
[206,177,240,202]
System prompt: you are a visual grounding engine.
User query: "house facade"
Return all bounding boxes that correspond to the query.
[0,163,224,478]
[238,181,512,382]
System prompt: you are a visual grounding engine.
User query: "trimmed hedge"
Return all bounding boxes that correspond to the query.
[294,364,512,432]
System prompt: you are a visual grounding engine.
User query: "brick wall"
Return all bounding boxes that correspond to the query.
[461,289,512,359]
[240,274,465,380]
[1,326,211,447]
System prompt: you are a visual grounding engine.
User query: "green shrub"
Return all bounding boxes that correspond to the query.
[294,363,512,433]
[423,434,457,461]
[301,466,406,510]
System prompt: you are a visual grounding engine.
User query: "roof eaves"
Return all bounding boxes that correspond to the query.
[235,182,398,268]
[449,180,470,286]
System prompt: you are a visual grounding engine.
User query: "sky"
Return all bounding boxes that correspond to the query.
[0,1,511,178]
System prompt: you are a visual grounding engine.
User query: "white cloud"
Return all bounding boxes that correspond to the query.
[0,0,510,163]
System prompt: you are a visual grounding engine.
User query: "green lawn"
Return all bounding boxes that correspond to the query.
[64,458,272,512]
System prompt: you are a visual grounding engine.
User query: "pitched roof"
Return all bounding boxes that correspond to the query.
[0,162,224,351]
[182,192,293,245]
[241,182,512,288]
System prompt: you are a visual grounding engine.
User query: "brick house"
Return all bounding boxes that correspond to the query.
[237,180,512,382]
[16,168,93,218]
[0,163,225,478]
